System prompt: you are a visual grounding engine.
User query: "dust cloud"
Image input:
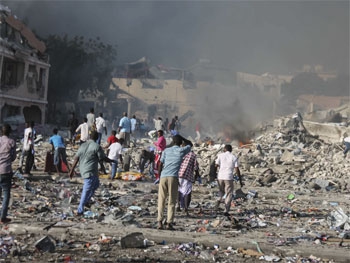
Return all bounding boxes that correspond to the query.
[3,1,348,137]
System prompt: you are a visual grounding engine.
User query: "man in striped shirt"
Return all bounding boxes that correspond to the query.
[177,143,199,216]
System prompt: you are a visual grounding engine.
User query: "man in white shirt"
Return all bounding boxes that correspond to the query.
[76,118,89,144]
[153,117,163,131]
[18,122,29,173]
[130,115,137,134]
[20,121,35,176]
[86,108,95,132]
[107,138,124,180]
[95,113,107,145]
[215,144,243,216]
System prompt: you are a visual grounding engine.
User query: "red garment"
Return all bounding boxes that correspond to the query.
[107,135,118,145]
[154,136,166,152]
[153,153,161,180]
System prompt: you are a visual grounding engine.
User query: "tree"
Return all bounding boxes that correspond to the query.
[44,34,117,123]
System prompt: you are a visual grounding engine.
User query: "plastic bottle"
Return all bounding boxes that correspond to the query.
[84,211,98,219]
[24,180,36,194]
[14,170,24,180]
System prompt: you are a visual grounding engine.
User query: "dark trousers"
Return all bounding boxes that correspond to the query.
[178,192,192,211]
[139,150,155,174]
[0,173,13,220]
[344,142,350,156]
[97,132,102,145]
[24,150,34,174]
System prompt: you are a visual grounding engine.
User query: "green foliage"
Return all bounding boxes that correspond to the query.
[45,34,117,103]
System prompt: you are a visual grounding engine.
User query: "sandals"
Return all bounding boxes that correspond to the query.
[157,221,163,230]
[166,223,175,231]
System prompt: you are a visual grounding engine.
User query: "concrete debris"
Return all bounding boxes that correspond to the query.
[1,115,349,262]
[34,235,56,253]
[120,232,146,248]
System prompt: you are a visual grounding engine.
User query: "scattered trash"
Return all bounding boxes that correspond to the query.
[3,112,349,262]
[327,207,350,229]
[259,254,281,262]
[287,193,295,200]
[84,211,99,219]
[128,206,142,211]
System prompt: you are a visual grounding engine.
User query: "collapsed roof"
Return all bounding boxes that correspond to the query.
[0,4,46,54]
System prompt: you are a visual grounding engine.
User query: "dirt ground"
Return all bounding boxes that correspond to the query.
[3,171,350,263]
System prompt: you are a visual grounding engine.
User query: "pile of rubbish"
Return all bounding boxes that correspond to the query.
[3,114,348,262]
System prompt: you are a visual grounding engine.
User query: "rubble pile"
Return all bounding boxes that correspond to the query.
[2,117,348,262]
[239,122,349,193]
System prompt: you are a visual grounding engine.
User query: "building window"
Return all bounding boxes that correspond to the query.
[1,60,17,88]
[1,58,25,91]
[27,65,36,93]
[38,68,46,97]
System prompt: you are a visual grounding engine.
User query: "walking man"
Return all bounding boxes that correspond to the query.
[69,131,112,215]
[215,144,243,216]
[105,130,118,149]
[67,112,79,145]
[118,112,131,147]
[18,122,29,173]
[49,128,70,174]
[178,141,200,216]
[75,117,89,144]
[153,130,166,183]
[157,135,192,230]
[95,113,107,145]
[130,115,137,135]
[86,107,95,132]
[21,121,35,176]
[107,138,124,180]
[0,124,16,223]
[153,117,163,131]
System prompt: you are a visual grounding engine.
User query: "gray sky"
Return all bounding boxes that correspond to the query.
[3,0,349,74]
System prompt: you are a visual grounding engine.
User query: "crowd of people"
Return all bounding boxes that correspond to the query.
[0,108,244,230]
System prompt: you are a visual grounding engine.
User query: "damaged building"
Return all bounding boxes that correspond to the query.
[0,5,50,126]
[109,57,240,130]
[236,66,343,121]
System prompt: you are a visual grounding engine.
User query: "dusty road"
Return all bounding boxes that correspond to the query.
[4,171,350,263]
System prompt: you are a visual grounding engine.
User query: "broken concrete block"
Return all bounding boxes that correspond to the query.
[35,235,56,253]
[211,219,222,227]
[261,174,277,185]
[120,232,146,249]
[313,178,329,189]
[280,150,294,163]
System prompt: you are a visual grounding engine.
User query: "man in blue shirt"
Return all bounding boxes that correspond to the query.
[49,128,70,174]
[157,134,192,230]
[118,112,131,147]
